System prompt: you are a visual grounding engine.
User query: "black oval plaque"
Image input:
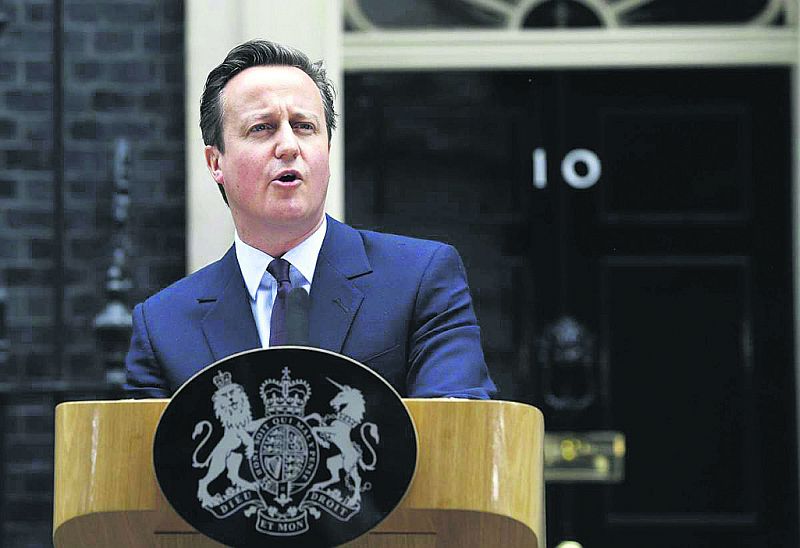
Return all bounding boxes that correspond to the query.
[154,347,418,547]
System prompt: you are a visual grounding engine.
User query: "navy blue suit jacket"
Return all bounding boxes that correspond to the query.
[124,217,495,399]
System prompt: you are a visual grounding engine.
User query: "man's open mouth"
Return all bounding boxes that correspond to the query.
[275,171,300,183]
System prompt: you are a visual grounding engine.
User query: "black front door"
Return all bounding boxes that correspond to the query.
[344,67,797,546]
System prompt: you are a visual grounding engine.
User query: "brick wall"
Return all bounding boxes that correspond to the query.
[0,1,185,545]
[1,0,55,387]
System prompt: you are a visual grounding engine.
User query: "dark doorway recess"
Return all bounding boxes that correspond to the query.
[344,68,797,547]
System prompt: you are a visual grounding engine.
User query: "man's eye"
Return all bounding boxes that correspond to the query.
[250,123,269,133]
[295,122,315,132]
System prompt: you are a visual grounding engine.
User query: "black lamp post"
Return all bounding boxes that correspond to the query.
[93,139,133,387]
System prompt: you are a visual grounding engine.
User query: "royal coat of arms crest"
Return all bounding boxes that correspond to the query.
[190,367,380,536]
[153,347,417,547]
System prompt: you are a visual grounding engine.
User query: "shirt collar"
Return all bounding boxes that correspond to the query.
[234,216,327,300]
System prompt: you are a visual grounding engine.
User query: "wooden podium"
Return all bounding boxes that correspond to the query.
[54,399,544,547]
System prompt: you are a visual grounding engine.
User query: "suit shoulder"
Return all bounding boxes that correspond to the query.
[356,228,450,259]
[139,252,233,309]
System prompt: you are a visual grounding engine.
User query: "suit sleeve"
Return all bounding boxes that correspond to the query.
[124,302,171,398]
[405,244,497,399]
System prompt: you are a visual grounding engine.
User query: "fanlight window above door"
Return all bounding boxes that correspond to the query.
[344,0,795,31]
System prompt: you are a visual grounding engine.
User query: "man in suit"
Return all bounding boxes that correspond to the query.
[124,40,495,399]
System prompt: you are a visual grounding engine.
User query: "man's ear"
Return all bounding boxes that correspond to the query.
[204,145,224,185]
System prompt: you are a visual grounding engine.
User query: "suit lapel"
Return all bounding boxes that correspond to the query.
[309,217,371,353]
[200,247,261,362]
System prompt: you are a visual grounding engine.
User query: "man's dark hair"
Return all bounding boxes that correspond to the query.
[200,40,337,203]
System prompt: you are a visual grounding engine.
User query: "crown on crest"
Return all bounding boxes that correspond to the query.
[213,370,233,389]
[260,367,311,416]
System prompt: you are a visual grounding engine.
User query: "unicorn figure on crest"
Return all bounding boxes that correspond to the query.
[304,378,380,507]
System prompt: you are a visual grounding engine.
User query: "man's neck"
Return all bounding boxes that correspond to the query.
[237,216,325,257]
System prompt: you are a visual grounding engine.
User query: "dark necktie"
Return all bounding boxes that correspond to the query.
[267,258,292,346]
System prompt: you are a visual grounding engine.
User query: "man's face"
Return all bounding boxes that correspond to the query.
[205,65,330,245]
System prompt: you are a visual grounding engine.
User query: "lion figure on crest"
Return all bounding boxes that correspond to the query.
[305,378,379,507]
[192,372,261,507]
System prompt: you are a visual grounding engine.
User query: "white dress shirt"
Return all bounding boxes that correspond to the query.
[234,217,327,347]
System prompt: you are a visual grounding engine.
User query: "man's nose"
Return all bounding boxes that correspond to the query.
[274,123,299,159]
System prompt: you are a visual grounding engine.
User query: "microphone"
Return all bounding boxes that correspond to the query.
[286,287,310,346]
